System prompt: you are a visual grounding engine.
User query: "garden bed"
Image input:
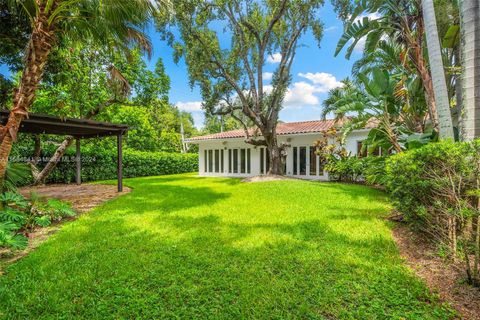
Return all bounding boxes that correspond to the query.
[393,223,480,319]
[0,184,131,269]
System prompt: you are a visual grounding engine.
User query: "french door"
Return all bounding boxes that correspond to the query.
[292,146,323,177]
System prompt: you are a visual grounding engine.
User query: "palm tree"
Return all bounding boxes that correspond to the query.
[459,0,480,140]
[322,68,431,153]
[335,0,446,136]
[0,0,159,184]
[421,0,454,139]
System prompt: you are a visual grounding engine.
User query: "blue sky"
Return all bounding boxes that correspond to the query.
[0,2,363,129]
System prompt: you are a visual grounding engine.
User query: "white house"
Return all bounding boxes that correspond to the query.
[186,120,373,180]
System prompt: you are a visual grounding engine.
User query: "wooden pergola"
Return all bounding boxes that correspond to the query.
[0,111,128,192]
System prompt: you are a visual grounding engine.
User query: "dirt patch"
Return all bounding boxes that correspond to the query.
[19,184,131,213]
[0,184,130,268]
[241,175,294,183]
[393,223,480,319]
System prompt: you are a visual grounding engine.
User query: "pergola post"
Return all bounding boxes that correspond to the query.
[117,134,123,192]
[75,138,81,185]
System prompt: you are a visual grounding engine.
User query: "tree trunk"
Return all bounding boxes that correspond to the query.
[33,136,74,185]
[0,7,55,186]
[31,135,42,165]
[421,0,455,139]
[263,133,284,175]
[459,0,480,140]
[408,11,440,133]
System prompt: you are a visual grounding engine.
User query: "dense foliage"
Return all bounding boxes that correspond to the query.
[0,192,76,250]
[378,140,480,285]
[43,148,198,184]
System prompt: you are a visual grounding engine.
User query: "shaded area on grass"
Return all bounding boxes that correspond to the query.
[0,174,455,319]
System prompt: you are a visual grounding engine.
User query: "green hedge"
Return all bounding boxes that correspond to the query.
[45,149,198,184]
[384,140,474,223]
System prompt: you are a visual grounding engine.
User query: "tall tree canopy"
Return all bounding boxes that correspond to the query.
[157,0,324,175]
[0,0,160,187]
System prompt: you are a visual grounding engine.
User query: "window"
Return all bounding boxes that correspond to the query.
[259,148,269,174]
[221,150,224,173]
[208,150,213,172]
[233,149,238,173]
[247,149,251,174]
[204,150,207,173]
[228,149,232,173]
[214,150,220,173]
[293,147,298,175]
[299,147,306,175]
[265,150,270,173]
[310,146,317,175]
[240,149,246,173]
[260,148,264,174]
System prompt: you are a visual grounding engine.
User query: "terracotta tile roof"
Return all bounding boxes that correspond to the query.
[186,119,351,142]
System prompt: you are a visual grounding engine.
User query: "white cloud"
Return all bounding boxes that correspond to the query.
[262,72,273,81]
[191,112,205,130]
[352,12,381,24]
[324,26,338,32]
[284,81,321,107]
[176,101,204,129]
[297,72,344,93]
[176,101,203,112]
[262,72,343,109]
[267,53,282,63]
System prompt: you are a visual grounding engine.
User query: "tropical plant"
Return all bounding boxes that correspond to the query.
[385,139,480,286]
[2,162,32,193]
[0,0,160,186]
[157,0,324,175]
[335,0,454,137]
[322,67,432,153]
[0,191,76,250]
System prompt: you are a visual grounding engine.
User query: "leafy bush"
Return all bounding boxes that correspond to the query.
[362,156,388,186]
[0,192,77,250]
[40,148,198,184]
[325,156,366,182]
[384,140,480,285]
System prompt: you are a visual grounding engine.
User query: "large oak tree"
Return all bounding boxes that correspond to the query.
[157,0,323,175]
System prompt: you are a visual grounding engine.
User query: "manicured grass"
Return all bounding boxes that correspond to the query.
[0,174,454,319]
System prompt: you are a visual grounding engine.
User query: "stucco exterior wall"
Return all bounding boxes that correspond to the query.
[194,130,370,180]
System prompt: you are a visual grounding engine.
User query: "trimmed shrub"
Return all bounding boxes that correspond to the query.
[384,140,480,285]
[45,149,198,184]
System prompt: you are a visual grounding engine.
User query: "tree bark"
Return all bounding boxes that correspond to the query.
[33,136,74,185]
[459,0,480,140]
[0,5,56,186]
[406,10,440,133]
[262,131,285,175]
[421,0,455,139]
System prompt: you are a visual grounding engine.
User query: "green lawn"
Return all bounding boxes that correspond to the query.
[0,174,454,319]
